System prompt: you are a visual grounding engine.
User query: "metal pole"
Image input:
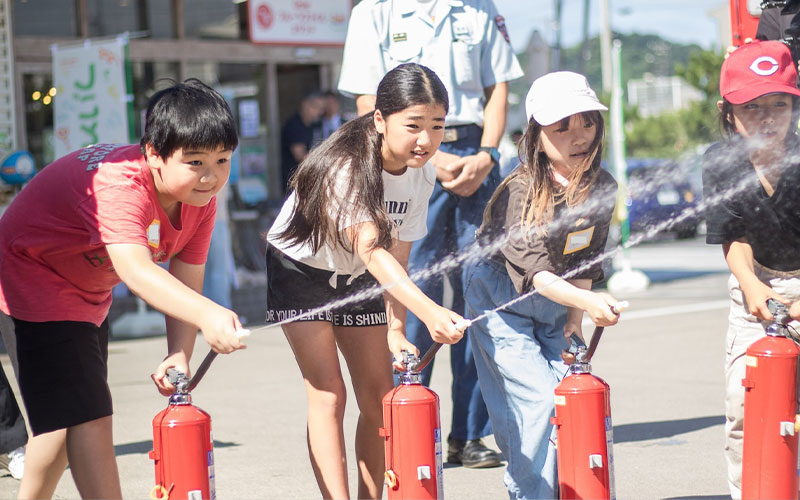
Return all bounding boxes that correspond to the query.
[579,0,591,74]
[600,0,613,93]
[552,0,563,70]
[610,39,630,247]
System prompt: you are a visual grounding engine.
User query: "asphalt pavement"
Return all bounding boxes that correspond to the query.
[0,237,736,499]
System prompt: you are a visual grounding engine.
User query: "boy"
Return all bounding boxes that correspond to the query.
[0,79,245,499]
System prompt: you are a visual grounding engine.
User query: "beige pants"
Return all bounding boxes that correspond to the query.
[724,264,800,500]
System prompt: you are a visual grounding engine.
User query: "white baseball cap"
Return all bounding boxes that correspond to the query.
[525,71,607,126]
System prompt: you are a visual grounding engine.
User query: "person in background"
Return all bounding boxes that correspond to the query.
[321,90,345,140]
[755,0,800,44]
[202,182,235,310]
[280,91,325,195]
[0,315,26,481]
[337,0,524,468]
[499,128,525,178]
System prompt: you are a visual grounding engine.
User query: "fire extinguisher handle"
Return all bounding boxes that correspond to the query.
[166,368,185,385]
[416,342,443,373]
[611,300,629,315]
[567,333,587,355]
[185,350,219,393]
[583,326,605,363]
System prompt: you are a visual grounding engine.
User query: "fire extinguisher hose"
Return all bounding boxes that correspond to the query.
[167,328,251,392]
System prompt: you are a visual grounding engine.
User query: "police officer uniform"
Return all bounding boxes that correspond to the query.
[338,0,523,468]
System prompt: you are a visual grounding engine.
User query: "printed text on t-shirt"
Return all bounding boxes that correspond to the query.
[77,144,122,171]
[385,200,409,226]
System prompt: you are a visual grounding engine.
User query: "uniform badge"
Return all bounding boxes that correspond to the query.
[563,226,595,255]
[392,32,408,42]
[495,15,510,44]
[147,219,161,248]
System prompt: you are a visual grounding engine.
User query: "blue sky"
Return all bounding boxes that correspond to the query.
[494,0,727,53]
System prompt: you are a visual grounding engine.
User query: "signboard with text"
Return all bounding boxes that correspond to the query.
[248,0,350,46]
[52,36,132,159]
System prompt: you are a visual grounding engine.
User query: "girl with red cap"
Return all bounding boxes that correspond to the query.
[702,39,800,499]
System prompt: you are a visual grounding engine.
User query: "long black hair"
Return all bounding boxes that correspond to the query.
[278,63,448,252]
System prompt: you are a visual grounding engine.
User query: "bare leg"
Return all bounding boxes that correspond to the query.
[335,325,394,500]
[17,429,68,500]
[66,415,121,499]
[284,322,350,499]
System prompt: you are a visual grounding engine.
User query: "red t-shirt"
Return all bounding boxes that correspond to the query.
[0,144,217,326]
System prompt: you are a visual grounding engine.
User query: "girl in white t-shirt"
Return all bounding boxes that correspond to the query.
[266,63,464,500]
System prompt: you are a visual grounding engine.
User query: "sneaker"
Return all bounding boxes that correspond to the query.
[0,445,25,480]
[447,437,503,468]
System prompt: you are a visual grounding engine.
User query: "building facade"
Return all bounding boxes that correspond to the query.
[7,0,347,200]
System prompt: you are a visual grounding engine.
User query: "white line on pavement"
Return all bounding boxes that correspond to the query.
[584,299,730,325]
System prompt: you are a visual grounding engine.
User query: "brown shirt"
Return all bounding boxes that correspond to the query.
[478,169,618,294]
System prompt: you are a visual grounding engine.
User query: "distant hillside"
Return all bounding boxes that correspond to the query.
[511,32,714,101]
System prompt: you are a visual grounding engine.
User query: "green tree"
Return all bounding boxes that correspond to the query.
[626,48,724,158]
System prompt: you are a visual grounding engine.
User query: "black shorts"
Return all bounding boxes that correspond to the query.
[266,244,387,327]
[13,317,112,435]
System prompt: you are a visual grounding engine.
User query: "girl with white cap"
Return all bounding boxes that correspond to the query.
[702,40,800,499]
[463,71,621,499]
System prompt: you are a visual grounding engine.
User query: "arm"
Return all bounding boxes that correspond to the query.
[289,143,310,164]
[105,244,245,393]
[438,82,509,197]
[356,95,377,116]
[346,223,464,344]
[531,271,619,327]
[563,279,591,340]
[723,239,788,320]
[383,240,423,369]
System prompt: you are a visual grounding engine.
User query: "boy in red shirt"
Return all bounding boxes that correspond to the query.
[0,79,245,498]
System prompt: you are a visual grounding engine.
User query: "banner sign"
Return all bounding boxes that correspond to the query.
[248,0,350,46]
[52,36,132,158]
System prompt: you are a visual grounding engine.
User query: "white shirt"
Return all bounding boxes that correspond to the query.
[267,162,436,286]
[338,0,523,127]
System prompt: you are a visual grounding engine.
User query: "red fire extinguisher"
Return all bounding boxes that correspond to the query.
[149,367,215,500]
[149,329,249,500]
[379,344,445,500]
[551,302,626,500]
[741,300,800,499]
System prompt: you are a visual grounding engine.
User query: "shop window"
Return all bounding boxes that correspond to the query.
[23,73,55,168]
[184,0,246,40]
[12,0,76,37]
[85,0,173,38]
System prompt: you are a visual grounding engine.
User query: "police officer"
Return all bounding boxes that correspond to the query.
[338,0,523,468]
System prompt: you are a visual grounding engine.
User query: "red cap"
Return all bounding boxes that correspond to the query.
[720,40,800,104]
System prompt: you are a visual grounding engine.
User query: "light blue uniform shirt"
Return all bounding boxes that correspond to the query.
[337,0,524,127]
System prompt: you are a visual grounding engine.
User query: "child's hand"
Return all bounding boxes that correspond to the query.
[151,351,189,397]
[424,306,465,344]
[725,39,752,59]
[431,150,463,182]
[388,330,419,372]
[583,292,620,327]
[790,302,800,321]
[199,305,247,354]
[740,277,789,321]
[561,322,584,365]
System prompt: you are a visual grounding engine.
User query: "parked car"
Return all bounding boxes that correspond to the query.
[606,158,701,239]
